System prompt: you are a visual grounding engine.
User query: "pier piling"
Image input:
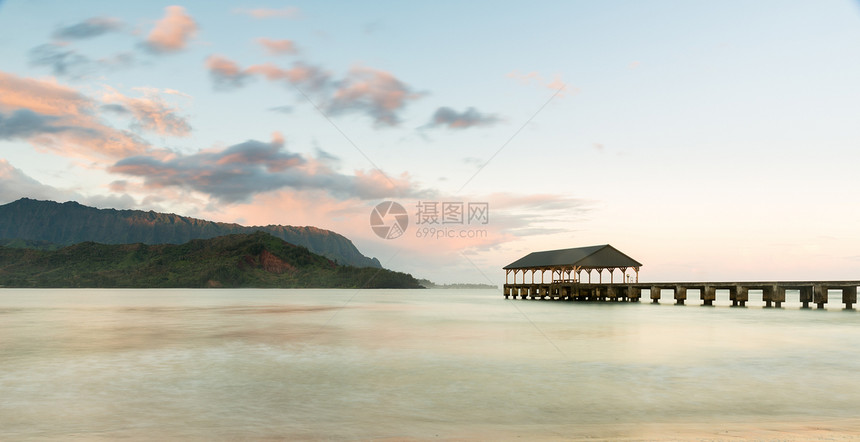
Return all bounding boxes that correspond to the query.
[650,287,661,304]
[843,286,857,309]
[675,286,686,305]
[701,287,716,306]
[502,280,860,310]
[814,285,828,309]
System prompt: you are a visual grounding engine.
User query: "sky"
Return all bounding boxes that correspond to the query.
[1,1,859,284]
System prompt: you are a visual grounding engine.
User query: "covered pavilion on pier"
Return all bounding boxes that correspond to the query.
[503,244,643,285]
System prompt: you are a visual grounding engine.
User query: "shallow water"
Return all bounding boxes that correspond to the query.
[1,288,859,440]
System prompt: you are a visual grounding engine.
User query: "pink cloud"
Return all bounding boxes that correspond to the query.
[0,71,92,116]
[204,56,419,126]
[245,62,329,86]
[0,70,151,159]
[145,6,197,53]
[205,55,332,91]
[257,38,298,55]
[328,66,422,126]
[101,87,191,137]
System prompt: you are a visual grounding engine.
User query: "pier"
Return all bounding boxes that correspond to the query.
[503,245,859,309]
[502,281,860,309]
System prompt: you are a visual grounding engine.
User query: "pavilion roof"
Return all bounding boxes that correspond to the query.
[503,244,642,270]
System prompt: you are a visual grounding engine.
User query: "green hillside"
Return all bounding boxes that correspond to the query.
[0,198,381,268]
[0,231,421,289]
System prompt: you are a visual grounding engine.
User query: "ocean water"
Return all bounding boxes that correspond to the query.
[2,288,860,440]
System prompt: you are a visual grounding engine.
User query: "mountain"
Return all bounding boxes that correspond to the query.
[0,198,380,268]
[0,231,420,288]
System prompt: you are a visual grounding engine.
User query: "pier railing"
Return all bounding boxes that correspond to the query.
[502,281,860,309]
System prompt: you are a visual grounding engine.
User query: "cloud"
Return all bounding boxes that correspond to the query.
[205,55,251,89]
[488,192,592,237]
[0,159,137,209]
[246,62,333,90]
[109,133,430,203]
[0,70,92,116]
[204,56,419,126]
[257,38,298,55]
[52,17,123,40]
[269,105,293,114]
[0,70,151,159]
[144,6,197,53]
[29,43,135,78]
[205,56,331,91]
[234,7,301,19]
[102,87,191,137]
[0,159,64,203]
[328,66,421,126]
[28,44,90,77]
[0,109,87,140]
[426,107,500,129]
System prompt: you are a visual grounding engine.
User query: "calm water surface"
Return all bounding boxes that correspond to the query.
[2,288,860,440]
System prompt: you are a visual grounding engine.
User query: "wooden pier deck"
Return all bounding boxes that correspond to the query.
[502,281,860,309]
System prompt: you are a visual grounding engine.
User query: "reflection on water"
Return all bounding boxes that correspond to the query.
[1,288,860,440]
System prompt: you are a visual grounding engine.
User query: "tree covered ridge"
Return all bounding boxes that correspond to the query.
[0,198,381,268]
[0,231,421,288]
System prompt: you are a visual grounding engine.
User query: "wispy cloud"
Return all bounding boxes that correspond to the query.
[257,38,298,55]
[29,43,92,78]
[233,7,301,19]
[426,107,500,129]
[205,56,420,126]
[143,6,197,53]
[52,17,123,40]
[101,87,192,137]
